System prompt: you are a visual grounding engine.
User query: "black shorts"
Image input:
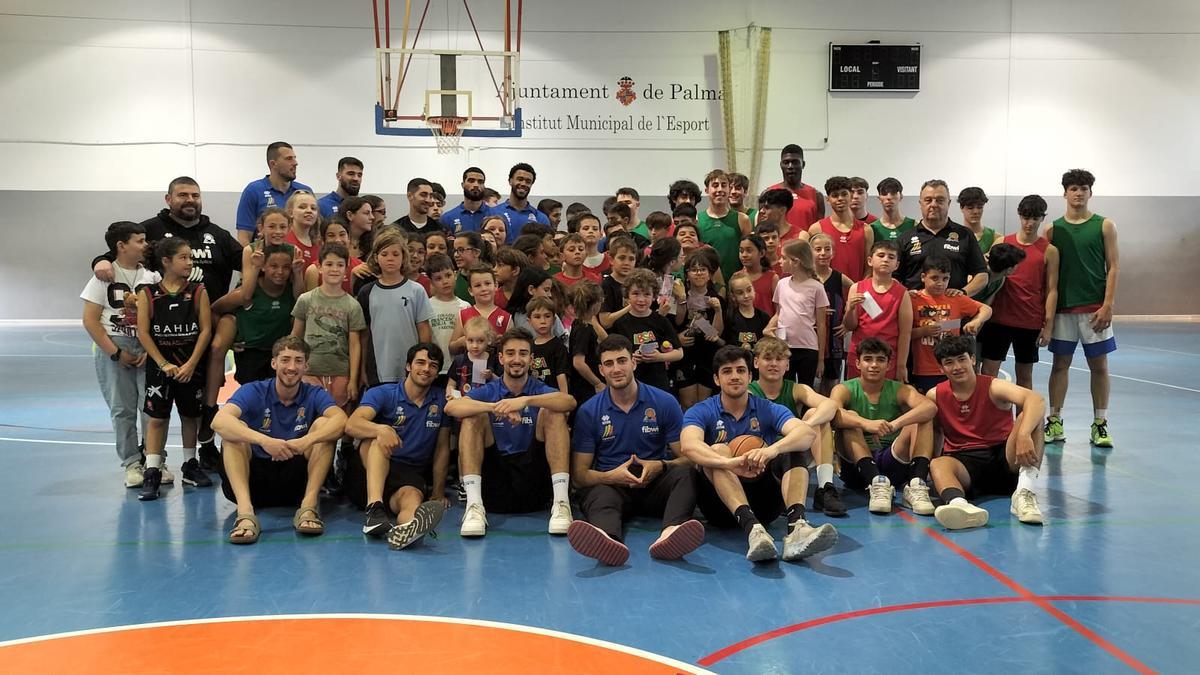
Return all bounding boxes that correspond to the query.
[219,453,309,508]
[822,357,843,381]
[234,349,274,385]
[482,442,551,514]
[788,348,819,387]
[344,444,429,510]
[948,444,1017,497]
[978,322,1041,365]
[143,360,205,419]
[909,373,946,394]
[695,455,792,528]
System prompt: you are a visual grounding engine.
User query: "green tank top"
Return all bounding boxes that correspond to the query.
[871,217,915,242]
[1051,213,1107,310]
[749,380,798,416]
[843,377,902,450]
[698,210,743,283]
[977,227,996,253]
[236,281,296,350]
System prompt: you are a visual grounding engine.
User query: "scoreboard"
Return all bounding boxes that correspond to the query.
[829,43,921,92]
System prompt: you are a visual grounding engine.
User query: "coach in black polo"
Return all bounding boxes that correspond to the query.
[897,179,989,294]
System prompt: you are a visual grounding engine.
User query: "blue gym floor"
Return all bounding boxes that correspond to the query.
[1,323,1197,673]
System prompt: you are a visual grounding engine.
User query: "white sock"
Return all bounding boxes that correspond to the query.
[1094,409,1107,422]
[950,497,969,507]
[145,454,164,469]
[183,446,197,461]
[462,474,483,507]
[1016,465,1038,493]
[816,463,834,487]
[551,473,570,503]
[1050,408,1062,418]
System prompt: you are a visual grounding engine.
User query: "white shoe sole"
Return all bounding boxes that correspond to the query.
[902,495,935,516]
[783,524,838,561]
[746,537,778,562]
[548,519,571,535]
[1011,506,1044,525]
[935,505,989,530]
[460,523,486,537]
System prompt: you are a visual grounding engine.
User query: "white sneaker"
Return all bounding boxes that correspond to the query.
[935,500,989,530]
[868,475,894,514]
[548,500,573,535]
[782,521,838,561]
[746,524,778,562]
[159,465,175,485]
[460,502,488,537]
[902,478,935,516]
[1010,488,1044,525]
[124,463,145,488]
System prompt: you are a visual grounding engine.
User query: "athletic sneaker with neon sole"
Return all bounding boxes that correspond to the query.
[1010,488,1044,524]
[868,475,894,514]
[387,500,445,550]
[460,502,488,537]
[1090,420,1113,448]
[901,478,935,516]
[1044,416,1066,443]
[934,500,989,530]
[782,521,838,561]
[746,524,778,562]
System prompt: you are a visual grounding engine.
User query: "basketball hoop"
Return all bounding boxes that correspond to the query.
[427,116,467,153]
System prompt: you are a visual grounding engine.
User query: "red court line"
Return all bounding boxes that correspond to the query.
[697,594,1200,667]
[899,511,1154,674]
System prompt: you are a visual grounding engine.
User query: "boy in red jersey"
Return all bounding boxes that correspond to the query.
[928,336,1045,530]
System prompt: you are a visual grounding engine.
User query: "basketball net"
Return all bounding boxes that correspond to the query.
[427,116,467,154]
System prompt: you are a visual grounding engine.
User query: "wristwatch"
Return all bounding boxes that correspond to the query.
[110,348,122,362]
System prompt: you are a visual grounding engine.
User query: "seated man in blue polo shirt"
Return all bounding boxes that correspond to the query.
[344,342,451,550]
[681,345,838,564]
[445,327,576,537]
[567,335,703,566]
[212,336,347,544]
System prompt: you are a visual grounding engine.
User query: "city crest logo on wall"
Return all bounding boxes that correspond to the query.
[615,76,637,106]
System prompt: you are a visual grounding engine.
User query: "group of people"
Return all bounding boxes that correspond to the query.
[80,141,1119,565]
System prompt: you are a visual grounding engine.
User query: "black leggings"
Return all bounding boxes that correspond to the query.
[788,347,819,388]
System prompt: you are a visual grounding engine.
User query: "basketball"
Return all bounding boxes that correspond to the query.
[729,434,765,457]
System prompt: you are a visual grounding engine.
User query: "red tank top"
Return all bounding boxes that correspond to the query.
[990,235,1049,330]
[748,270,778,316]
[819,217,868,281]
[846,278,907,379]
[769,182,821,239]
[286,230,319,267]
[935,375,1014,452]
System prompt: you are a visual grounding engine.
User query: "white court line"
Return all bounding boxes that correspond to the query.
[0,613,711,673]
[0,437,183,448]
[1122,344,1200,358]
[1038,361,1200,394]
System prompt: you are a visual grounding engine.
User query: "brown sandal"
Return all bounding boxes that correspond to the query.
[293,506,324,535]
[229,513,260,545]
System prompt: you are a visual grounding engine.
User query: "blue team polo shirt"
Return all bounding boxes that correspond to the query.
[227,379,338,460]
[317,191,343,218]
[235,176,313,233]
[485,201,550,243]
[682,394,795,447]
[466,376,555,455]
[573,382,683,471]
[442,203,487,235]
[359,380,450,465]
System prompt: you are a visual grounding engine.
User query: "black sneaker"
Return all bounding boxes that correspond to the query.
[138,467,162,501]
[813,482,848,517]
[198,441,222,472]
[362,501,390,538]
[181,458,213,487]
[455,480,467,504]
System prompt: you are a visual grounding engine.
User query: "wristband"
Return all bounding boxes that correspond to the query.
[110,348,122,362]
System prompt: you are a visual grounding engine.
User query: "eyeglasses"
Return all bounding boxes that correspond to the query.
[453,247,478,254]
